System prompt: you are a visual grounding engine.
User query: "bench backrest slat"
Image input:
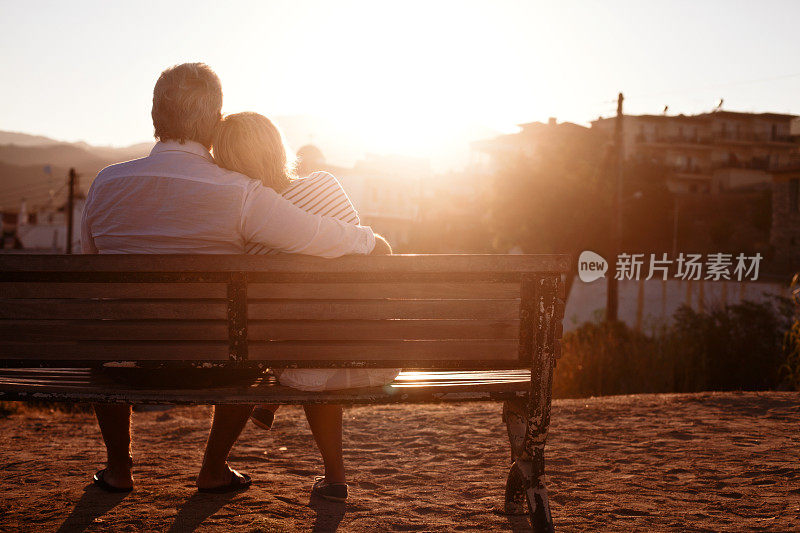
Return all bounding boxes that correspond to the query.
[3,341,229,361]
[247,340,519,362]
[1,282,227,299]
[247,300,519,321]
[0,320,227,341]
[247,282,520,299]
[0,299,227,320]
[248,319,518,341]
[0,254,568,369]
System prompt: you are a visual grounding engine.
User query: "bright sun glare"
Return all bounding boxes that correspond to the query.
[218,1,561,160]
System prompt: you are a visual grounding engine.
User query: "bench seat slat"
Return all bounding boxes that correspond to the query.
[0,368,531,404]
[248,282,520,300]
[248,300,519,320]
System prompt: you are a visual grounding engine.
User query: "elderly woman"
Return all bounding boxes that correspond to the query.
[212,112,399,501]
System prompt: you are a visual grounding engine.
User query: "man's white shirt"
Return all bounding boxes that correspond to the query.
[81,141,376,256]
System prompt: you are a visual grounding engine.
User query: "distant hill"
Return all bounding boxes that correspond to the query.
[0,130,62,147]
[0,121,369,212]
[0,117,499,211]
[78,142,154,164]
[0,161,73,211]
[0,132,153,211]
[0,144,108,170]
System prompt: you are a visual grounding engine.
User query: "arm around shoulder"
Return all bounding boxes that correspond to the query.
[242,183,377,258]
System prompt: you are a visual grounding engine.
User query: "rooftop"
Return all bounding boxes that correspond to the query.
[592,109,798,126]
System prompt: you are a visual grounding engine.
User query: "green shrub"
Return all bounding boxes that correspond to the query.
[668,300,789,391]
[554,320,672,398]
[780,274,800,391]
[554,295,795,398]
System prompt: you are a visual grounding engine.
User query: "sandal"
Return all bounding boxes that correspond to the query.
[92,469,133,493]
[250,406,277,430]
[198,469,252,494]
[311,476,348,502]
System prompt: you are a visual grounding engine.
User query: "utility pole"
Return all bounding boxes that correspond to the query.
[66,168,76,254]
[671,201,679,257]
[606,93,624,322]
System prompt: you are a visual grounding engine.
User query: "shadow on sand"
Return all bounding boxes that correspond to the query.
[309,494,346,532]
[56,484,129,533]
[505,514,534,532]
[167,492,236,533]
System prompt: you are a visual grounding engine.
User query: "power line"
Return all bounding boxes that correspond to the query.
[0,189,63,203]
[630,71,800,101]
[0,175,71,210]
[0,182,60,198]
[589,71,800,119]
[1,169,76,198]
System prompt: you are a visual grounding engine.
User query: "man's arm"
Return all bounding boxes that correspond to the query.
[242,183,378,258]
[80,194,98,254]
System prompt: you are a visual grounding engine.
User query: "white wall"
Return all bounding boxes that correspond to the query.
[564,276,788,332]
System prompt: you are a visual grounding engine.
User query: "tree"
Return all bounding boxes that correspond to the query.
[488,127,673,294]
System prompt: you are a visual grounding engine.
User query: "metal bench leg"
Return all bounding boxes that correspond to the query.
[519,447,554,533]
[502,398,528,514]
[502,274,561,532]
[502,397,554,533]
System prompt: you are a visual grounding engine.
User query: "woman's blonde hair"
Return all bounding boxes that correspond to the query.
[212,112,296,192]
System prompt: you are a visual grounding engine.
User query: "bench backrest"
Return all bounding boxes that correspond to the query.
[0,254,567,370]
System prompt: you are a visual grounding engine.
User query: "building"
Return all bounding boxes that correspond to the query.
[295,145,425,250]
[470,118,593,175]
[468,118,606,254]
[16,199,84,251]
[470,113,800,272]
[770,155,800,271]
[591,110,799,194]
[2,196,85,252]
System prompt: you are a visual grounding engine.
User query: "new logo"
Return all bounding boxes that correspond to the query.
[578,250,608,283]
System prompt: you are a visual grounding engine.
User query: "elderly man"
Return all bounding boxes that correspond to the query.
[81,63,389,493]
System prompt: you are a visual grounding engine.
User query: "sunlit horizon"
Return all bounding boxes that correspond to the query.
[2,0,800,169]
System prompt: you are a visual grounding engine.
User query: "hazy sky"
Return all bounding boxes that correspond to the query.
[2,0,800,160]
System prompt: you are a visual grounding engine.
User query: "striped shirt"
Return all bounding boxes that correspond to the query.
[248,171,401,391]
[246,171,359,255]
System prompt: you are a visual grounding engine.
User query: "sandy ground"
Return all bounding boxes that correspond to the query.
[0,391,798,532]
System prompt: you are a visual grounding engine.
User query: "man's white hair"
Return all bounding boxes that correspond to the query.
[151,63,222,148]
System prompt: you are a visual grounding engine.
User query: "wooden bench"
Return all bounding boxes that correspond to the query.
[0,253,567,533]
